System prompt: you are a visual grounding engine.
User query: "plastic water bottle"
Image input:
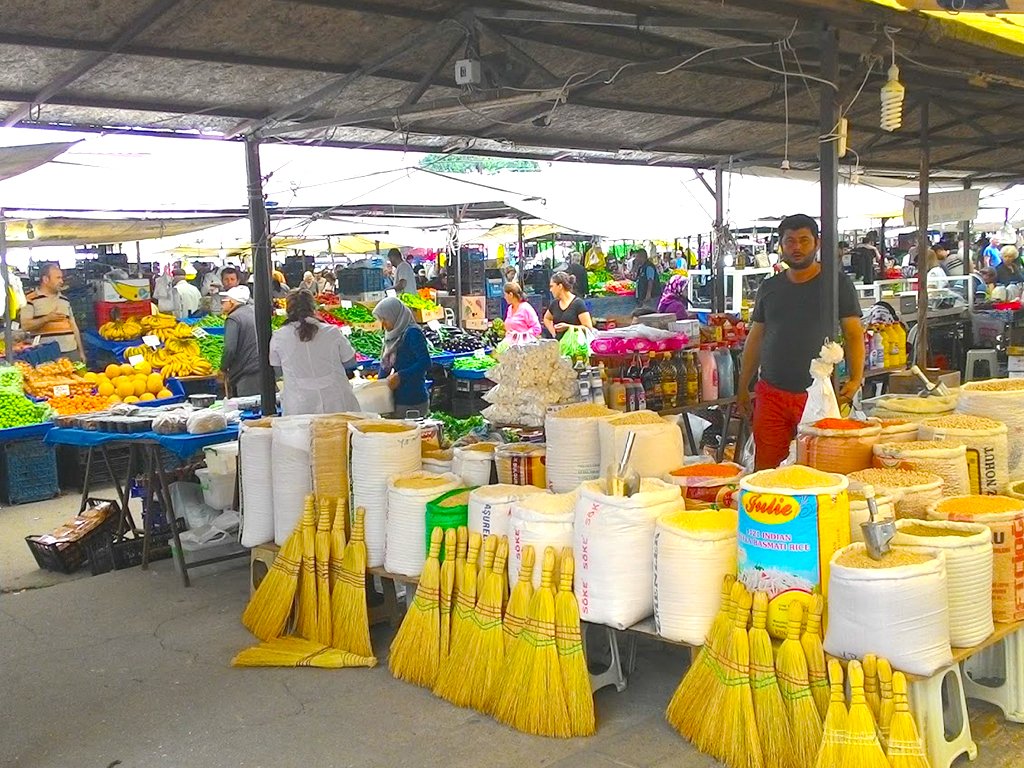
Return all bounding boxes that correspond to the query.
[715,345,735,399]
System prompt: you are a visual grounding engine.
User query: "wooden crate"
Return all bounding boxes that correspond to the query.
[411,306,445,324]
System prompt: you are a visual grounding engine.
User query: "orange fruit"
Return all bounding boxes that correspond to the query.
[97,379,114,397]
[119,363,134,377]
[133,360,152,375]
[123,395,140,404]
[147,373,164,394]
[139,392,156,402]
[108,394,122,404]
[116,379,135,399]
[104,364,121,379]
[133,378,147,397]
[156,388,173,400]
[83,371,98,383]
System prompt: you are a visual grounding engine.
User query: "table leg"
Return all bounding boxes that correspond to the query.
[78,446,95,513]
[141,448,155,570]
[101,445,136,537]
[680,409,698,455]
[152,447,191,588]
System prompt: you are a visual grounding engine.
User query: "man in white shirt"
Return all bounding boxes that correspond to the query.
[388,248,417,294]
[171,268,201,319]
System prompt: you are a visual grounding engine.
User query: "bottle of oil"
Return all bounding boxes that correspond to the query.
[661,352,678,409]
[685,351,700,405]
[644,351,662,411]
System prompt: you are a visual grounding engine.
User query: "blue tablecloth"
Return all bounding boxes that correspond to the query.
[0,422,55,441]
[83,329,137,358]
[45,425,239,460]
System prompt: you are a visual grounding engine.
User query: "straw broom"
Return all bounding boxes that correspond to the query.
[775,601,822,768]
[863,653,882,722]
[331,507,372,658]
[232,636,377,669]
[839,660,890,768]
[749,591,795,768]
[294,496,319,641]
[887,671,930,768]
[478,533,498,589]
[241,514,303,641]
[665,574,736,741]
[328,497,347,591]
[389,526,444,689]
[453,525,468,604]
[433,531,482,706]
[503,544,535,652]
[468,536,509,713]
[801,594,829,720]
[554,547,595,737]
[315,497,333,645]
[877,658,895,749]
[438,528,457,660]
[493,546,572,738]
[814,659,849,768]
[714,587,763,768]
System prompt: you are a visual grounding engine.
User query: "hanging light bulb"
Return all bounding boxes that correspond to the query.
[880,64,905,132]
[25,221,34,240]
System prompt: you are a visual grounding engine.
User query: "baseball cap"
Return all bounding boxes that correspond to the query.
[219,286,251,303]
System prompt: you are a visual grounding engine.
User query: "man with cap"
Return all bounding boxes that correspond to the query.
[220,285,261,397]
[171,267,201,319]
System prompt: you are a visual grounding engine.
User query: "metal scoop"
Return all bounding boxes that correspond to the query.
[859,483,896,560]
[910,364,951,398]
[606,430,640,497]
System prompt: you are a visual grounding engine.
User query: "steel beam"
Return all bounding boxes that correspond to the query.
[244,138,277,415]
[470,7,791,33]
[281,0,442,21]
[820,26,840,339]
[713,165,726,314]
[917,99,930,370]
[402,30,466,107]
[2,0,183,127]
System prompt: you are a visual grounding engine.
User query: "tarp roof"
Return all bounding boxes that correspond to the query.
[0,141,77,182]
[3,215,237,247]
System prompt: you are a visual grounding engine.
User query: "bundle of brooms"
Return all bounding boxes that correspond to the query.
[234,496,376,669]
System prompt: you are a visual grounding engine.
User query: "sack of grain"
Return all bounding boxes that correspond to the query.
[422,447,453,475]
[848,490,896,543]
[824,543,953,677]
[869,393,957,422]
[425,487,472,559]
[873,440,971,496]
[574,478,684,629]
[957,379,1024,483]
[509,490,577,589]
[928,494,1024,623]
[310,412,380,532]
[797,418,882,475]
[494,442,546,488]
[545,403,617,492]
[738,465,850,638]
[239,419,275,547]
[598,410,685,479]
[919,414,1008,495]
[875,418,920,444]
[847,468,944,520]
[349,420,422,567]
[468,483,545,540]
[452,442,497,486]
[655,508,738,644]
[893,519,994,647]
[271,415,315,545]
[384,471,461,577]
[664,462,744,509]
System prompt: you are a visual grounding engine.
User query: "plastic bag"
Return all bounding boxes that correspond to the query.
[558,326,596,358]
[798,342,843,427]
[187,409,227,435]
[153,409,190,435]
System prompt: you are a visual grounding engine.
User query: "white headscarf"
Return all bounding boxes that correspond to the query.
[373,296,413,368]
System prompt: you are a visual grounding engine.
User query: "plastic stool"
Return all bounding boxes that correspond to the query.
[963,627,1024,723]
[249,542,280,596]
[908,663,977,768]
[583,624,631,693]
[964,349,999,381]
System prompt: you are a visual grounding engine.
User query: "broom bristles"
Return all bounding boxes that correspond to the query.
[468,536,508,713]
[775,601,822,768]
[801,593,828,720]
[814,659,850,768]
[555,547,595,737]
[331,508,372,658]
[242,523,303,641]
[433,532,481,706]
[315,497,333,645]
[494,546,571,738]
[863,653,881,722]
[439,528,457,660]
[714,588,763,768]
[749,592,795,768]
[389,526,444,688]
[453,525,469,604]
[232,636,376,668]
[877,658,895,749]
[329,497,347,590]
[840,660,890,768]
[666,574,736,740]
[887,671,930,768]
[295,496,319,641]
[503,545,535,652]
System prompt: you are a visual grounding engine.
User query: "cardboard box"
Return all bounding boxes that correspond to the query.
[411,306,444,324]
[95,279,151,302]
[669,319,700,346]
[461,295,487,330]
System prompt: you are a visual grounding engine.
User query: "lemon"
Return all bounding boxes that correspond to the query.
[105,364,121,379]
[133,378,147,397]
[116,379,135,399]
[83,371,98,383]
[156,388,173,400]
[123,395,140,404]
[119,363,134,377]
[97,379,114,397]
[133,360,153,375]
[139,392,156,402]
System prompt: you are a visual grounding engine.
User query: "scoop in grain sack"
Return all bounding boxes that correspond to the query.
[598,410,684,479]
[389,527,444,688]
[847,467,943,521]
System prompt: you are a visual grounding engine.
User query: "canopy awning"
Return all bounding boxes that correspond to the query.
[476,223,569,243]
[5,216,239,248]
[0,142,79,183]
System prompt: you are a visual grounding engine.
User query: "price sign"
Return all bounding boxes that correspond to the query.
[385,289,397,298]
[427,320,442,331]
[340,300,353,309]
[52,384,70,397]
[32,336,41,346]
[128,354,145,367]
[192,327,208,339]
[474,349,486,358]
[142,335,160,348]
[341,326,352,336]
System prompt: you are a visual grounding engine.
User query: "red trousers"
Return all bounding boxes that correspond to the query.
[753,380,808,470]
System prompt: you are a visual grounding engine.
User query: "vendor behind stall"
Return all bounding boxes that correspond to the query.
[374,296,430,418]
[503,282,542,340]
[995,245,1024,286]
[220,286,261,397]
[18,263,83,361]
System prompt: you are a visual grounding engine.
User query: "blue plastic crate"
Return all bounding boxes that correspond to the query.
[1,438,59,505]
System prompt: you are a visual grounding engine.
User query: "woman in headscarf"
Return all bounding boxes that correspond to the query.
[373,296,431,418]
[269,290,360,416]
[657,274,691,319]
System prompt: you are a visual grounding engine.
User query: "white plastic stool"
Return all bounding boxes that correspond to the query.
[963,627,1024,723]
[583,624,631,693]
[908,663,977,768]
[964,349,999,381]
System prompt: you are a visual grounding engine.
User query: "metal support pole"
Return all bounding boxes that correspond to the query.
[819,25,840,338]
[917,100,931,369]
[1,214,11,365]
[713,165,725,313]
[517,217,525,280]
[961,179,972,277]
[244,137,276,415]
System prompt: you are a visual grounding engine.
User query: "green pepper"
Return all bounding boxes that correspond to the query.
[398,293,440,311]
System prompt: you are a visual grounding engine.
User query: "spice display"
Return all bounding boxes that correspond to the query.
[814,418,873,430]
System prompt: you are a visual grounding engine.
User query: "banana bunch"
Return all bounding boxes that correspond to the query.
[99,319,143,341]
[140,313,176,332]
[161,356,213,377]
[165,337,200,357]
